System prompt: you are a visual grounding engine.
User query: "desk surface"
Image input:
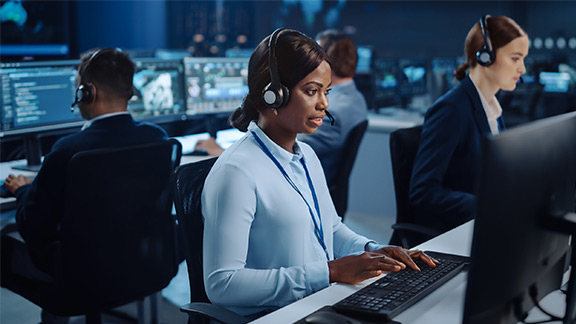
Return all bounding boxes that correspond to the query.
[250,221,567,324]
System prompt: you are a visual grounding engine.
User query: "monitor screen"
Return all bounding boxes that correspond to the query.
[183,57,249,115]
[0,0,72,61]
[225,48,254,58]
[129,58,188,123]
[0,60,83,138]
[431,58,457,89]
[539,71,571,93]
[463,111,576,324]
[374,59,399,91]
[397,58,427,97]
[356,45,373,74]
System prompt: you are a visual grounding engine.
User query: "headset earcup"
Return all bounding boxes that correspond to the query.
[476,48,495,66]
[262,83,278,107]
[76,84,94,104]
[262,83,289,109]
[279,84,290,107]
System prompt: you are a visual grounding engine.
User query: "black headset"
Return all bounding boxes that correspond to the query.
[71,48,118,110]
[262,28,290,109]
[476,14,495,67]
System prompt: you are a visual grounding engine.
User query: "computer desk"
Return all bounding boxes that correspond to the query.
[249,220,568,324]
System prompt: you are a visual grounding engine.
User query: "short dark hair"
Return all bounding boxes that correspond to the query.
[454,16,527,80]
[78,48,135,101]
[323,35,358,78]
[229,29,330,131]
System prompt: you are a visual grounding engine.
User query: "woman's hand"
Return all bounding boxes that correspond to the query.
[328,252,407,284]
[375,246,439,271]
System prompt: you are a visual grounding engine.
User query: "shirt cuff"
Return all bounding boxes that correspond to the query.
[304,259,330,295]
[365,241,387,252]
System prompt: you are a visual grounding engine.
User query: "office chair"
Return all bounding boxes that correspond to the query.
[171,157,249,324]
[328,119,369,219]
[1,139,182,324]
[388,125,441,249]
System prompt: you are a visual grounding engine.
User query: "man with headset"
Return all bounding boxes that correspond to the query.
[1,48,168,323]
[298,29,368,187]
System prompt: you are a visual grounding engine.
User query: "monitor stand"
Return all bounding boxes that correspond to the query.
[11,136,42,172]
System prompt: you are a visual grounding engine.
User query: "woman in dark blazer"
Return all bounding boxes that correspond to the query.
[410,15,529,234]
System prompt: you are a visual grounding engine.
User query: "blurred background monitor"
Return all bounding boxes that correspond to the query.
[373,59,399,108]
[225,48,254,58]
[539,71,571,93]
[397,58,427,98]
[155,49,192,60]
[0,0,73,62]
[430,57,457,99]
[183,57,249,115]
[356,45,374,74]
[129,58,187,123]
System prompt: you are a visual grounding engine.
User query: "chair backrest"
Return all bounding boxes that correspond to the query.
[171,157,218,303]
[388,125,424,246]
[329,119,369,218]
[59,139,182,312]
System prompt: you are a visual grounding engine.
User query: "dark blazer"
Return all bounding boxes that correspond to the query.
[15,114,168,251]
[409,76,492,233]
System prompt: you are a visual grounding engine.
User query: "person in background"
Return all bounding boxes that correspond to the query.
[195,29,368,189]
[1,48,168,324]
[201,28,437,318]
[297,29,368,186]
[410,15,528,234]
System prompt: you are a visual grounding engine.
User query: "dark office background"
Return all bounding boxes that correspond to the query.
[1,0,575,162]
[1,1,574,65]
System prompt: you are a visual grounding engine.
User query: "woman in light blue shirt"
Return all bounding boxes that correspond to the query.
[202,28,438,316]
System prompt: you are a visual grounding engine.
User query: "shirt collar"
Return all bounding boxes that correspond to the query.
[469,77,502,135]
[248,121,304,167]
[82,111,130,130]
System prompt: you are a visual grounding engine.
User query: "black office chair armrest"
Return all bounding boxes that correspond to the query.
[180,302,249,324]
[391,223,443,248]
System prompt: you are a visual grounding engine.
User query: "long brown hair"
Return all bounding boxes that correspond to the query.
[454,16,527,81]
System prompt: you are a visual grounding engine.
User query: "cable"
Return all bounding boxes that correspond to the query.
[520,285,564,324]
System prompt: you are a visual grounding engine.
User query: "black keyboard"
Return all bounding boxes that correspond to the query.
[333,251,469,321]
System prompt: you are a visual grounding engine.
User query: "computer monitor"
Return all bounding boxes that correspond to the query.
[539,71,571,93]
[0,60,83,170]
[183,57,249,115]
[463,111,576,324]
[0,0,73,62]
[431,58,457,91]
[373,59,399,108]
[397,58,427,97]
[356,45,374,74]
[225,48,254,58]
[129,58,188,123]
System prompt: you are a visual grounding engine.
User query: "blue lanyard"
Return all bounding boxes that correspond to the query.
[251,131,329,260]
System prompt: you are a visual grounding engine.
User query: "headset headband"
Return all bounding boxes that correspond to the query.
[268,28,285,90]
[80,48,119,80]
[479,14,493,54]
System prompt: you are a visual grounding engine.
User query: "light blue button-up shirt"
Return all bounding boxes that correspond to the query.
[202,122,374,315]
